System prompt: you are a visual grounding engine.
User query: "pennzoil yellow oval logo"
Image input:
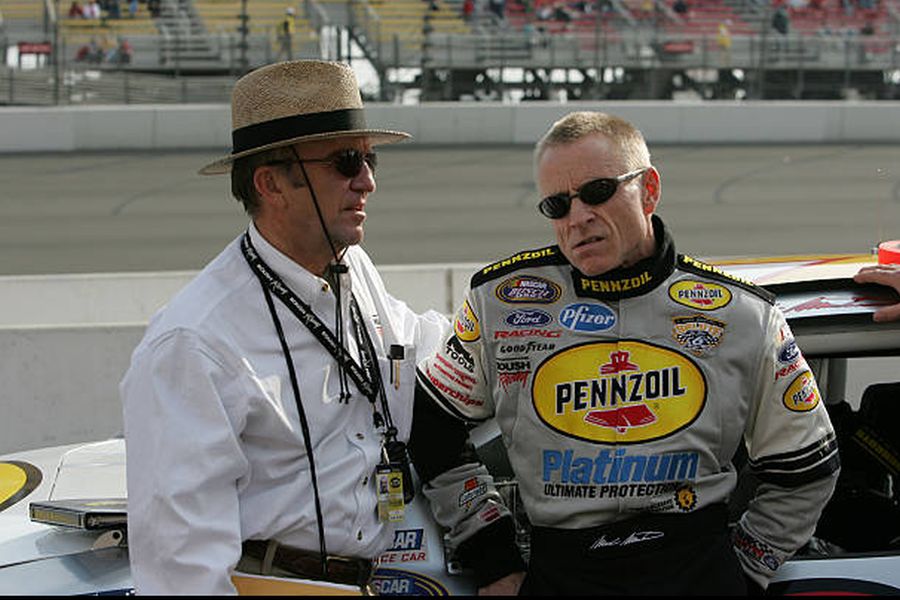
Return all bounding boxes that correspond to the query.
[668,280,732,311]
[453,300,480,342]
[783,371,820,412]
[532,341,706,444]
[0,461,42,513]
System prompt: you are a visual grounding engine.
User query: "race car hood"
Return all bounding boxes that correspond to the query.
[0,438,129,592]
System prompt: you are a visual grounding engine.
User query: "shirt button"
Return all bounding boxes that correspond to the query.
[362,477,368,486]
[321,283,329,293]
[356,433,365,440]
[357,530,363,541]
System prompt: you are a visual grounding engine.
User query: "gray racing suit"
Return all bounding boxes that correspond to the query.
[416,216,839,589]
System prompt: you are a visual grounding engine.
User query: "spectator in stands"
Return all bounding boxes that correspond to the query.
[278,7,296,61]
[84,0,101,19]
[462,0,474,22]
[772,5,789,35]
[128,0,137,18]
[105,0,121,19]
[860,20,875,35]
[74,37,103,63]
[489,0,506,20]
[858,0,875,10]
[673,0,689,16]
[68,1,84,18]
[147,0,160,18]
[107,36,133,65]
[855,264,900,322]
[717,20,732,65]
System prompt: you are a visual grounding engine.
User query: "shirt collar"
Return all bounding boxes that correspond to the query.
[247,222,352,299]
[570,215,676,301]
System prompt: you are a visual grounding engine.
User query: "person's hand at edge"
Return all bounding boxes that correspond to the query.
[854,265,900,322]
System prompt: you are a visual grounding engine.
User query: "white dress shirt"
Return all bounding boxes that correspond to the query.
[121,223,449,595]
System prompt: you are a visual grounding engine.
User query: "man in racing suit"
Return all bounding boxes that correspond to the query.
[412,111,839,595]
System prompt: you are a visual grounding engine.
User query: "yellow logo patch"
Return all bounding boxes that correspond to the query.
[532,341,706,444]
[453,300,480,342]
[668,280,732,311]
[783,371,821,412]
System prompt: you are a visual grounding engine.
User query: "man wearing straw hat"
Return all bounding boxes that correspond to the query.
[121,60,525,595]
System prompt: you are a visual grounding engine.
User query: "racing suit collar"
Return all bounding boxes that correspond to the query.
[570,215,675,301]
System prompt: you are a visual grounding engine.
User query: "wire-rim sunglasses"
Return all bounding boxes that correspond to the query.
[537,167,650,220]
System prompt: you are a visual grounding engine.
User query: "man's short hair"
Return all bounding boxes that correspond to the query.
[231,146,296,216]
[534,111,652,172]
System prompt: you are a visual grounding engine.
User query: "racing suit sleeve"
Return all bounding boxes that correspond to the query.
[121,330,247,595]
[734,308,840,588]
[409,294,525,587]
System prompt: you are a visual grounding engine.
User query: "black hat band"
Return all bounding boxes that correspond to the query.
[231,108,368,155]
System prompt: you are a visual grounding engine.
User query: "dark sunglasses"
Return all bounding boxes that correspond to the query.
[537,167,649,219]
[270,148,377,179]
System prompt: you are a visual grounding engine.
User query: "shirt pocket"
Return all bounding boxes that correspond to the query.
[380,352,417,442]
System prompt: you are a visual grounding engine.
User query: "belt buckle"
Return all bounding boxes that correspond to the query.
[325,555,370,587]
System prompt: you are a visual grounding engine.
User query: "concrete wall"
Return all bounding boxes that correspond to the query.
[2,101,900,154]
[0,265,479,454]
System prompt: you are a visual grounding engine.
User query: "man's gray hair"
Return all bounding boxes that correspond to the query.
[534,111,652,172]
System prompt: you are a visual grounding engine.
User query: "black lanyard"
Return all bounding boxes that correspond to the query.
[240,232,396,437]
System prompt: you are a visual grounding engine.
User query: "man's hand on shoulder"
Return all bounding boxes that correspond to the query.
[478,571,526,596]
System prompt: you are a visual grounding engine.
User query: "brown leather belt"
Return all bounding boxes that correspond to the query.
[241,540,374,588]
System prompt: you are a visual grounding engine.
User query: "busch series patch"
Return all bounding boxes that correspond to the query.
[495,275,562,304]
[532,342,707,444]
[783,371,821,412]
[671,315,725,356]
[668,280,732,311]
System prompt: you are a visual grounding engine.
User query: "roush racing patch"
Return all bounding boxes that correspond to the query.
[671,315,725,356]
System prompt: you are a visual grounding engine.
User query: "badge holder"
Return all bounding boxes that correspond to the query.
[376,446,406,523]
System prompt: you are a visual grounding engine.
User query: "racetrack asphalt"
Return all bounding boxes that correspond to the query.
[1,143,898,276]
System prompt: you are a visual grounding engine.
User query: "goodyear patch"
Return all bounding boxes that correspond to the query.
[0,461,42,513]
[370,568,449,596]
[783,371,821,412]
[668,280,732,311]
[532,341,707,444]
[453,300,480,342]
[671,315,725,356]
[495,275,562,304]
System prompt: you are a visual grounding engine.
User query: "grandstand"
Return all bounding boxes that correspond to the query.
[1,0,899,102]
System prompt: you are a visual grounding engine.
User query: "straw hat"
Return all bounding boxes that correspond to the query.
[199,60,409,175]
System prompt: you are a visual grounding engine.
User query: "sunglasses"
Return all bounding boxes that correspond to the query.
[537,167,649,219]
[270,148,377,179]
